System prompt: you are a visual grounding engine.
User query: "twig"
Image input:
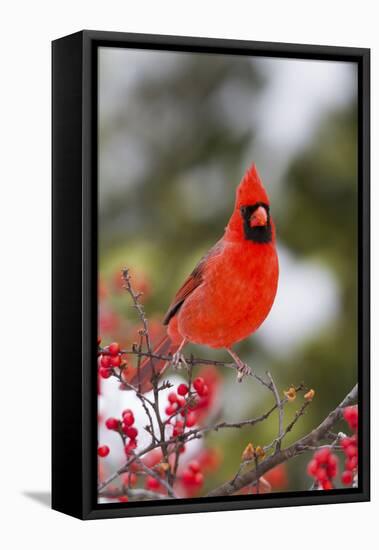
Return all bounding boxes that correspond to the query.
[100,487,172,501]
[266,371,284,452]
[132,454,177,498]
[103,347,274,388]
[121,268,154,357]
[282,400,311,439]
[263,397,312,454]
[122,268,172,487]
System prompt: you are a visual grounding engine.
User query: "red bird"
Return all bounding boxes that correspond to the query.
[130,164,279,392]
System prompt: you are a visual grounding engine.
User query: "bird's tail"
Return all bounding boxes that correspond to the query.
[128,335,178,393]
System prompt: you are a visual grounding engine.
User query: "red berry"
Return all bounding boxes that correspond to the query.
[99,367,112,379]
[321,479,333,490]
[307,459,318,477]
[345,456,358,471]
[198,384,209,397]
[193,377,205,393]
[341,436,353,449]
[173,420,184,437]
[315,467,327,482]
[146,476,160,490]
[97,445,110,457]
[343,405,358,430]
[345,445,357,458]
[314,448,331,465]
[182,470,195,486]
[122,411,135,427]
[105,417,119,430]
[165,404,178,416]
[327,465,338,479]
[108,342,120,356]
[126,426,138,440]
[168,392,178,404]
[124,440,137,455]
[100,355,111,368]
[118,496,128,502]
[179,445,186,454]
[110,355,121,367]
[193,472,204,486]
[185,412,197,427]
[189,460,200,473]
[177,384,189,396]
[176,396,186,408]
[121,422,129,434]
[341,470,353,485]
[327,453,337,465]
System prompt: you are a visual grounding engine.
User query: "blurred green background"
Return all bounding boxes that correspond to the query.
[98,47,358,493]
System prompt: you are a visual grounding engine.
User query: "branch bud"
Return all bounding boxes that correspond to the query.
[255,446,265,459]
[242,442,255,462]
[284,386,297,401]
[304,389,315,401]
[156,462,170,474]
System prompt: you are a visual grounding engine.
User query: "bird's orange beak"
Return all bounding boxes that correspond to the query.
[250,206,268,228]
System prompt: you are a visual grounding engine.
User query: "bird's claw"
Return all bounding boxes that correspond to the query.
[171,352,187,370]
[236,363,252,383]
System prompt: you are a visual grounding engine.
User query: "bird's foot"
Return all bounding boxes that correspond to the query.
[236,362,252,383]
[171,351,187,370]
[226,347,252,383]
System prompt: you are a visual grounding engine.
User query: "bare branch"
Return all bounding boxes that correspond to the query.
[266,371,284,452]
[100,487,172,501]
[206,384,358,497]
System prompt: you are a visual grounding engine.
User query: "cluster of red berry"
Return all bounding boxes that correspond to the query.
[306,404,358,490]
[191,372,219,424]
[181,460,204,492]
[193,377,209,397]
[104,408,139,456]
[306,447,338,490]
[165,384,195,427]
[340,405,358,486]
[98,341,122,379]
[164,377,213,439]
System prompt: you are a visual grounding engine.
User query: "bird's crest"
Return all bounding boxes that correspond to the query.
[235,164,270,208]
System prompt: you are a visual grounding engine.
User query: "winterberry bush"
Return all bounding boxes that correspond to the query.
[97,268,358,502]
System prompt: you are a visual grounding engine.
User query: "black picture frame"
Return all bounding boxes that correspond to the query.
[52,30,370,520]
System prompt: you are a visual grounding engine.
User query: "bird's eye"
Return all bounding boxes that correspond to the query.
[240,206,247,215]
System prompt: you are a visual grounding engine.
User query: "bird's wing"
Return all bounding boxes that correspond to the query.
[163,241,223,326]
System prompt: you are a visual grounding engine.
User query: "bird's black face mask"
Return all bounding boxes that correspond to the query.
[240,203,272,244]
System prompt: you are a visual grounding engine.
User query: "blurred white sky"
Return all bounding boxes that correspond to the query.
[251,57,357,186]
[257,245,340,356]
[254,57,356,151]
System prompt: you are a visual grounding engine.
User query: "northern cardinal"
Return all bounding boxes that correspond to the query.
[130,164,279,392]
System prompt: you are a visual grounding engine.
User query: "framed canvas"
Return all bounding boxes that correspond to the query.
[52,30,370,520]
